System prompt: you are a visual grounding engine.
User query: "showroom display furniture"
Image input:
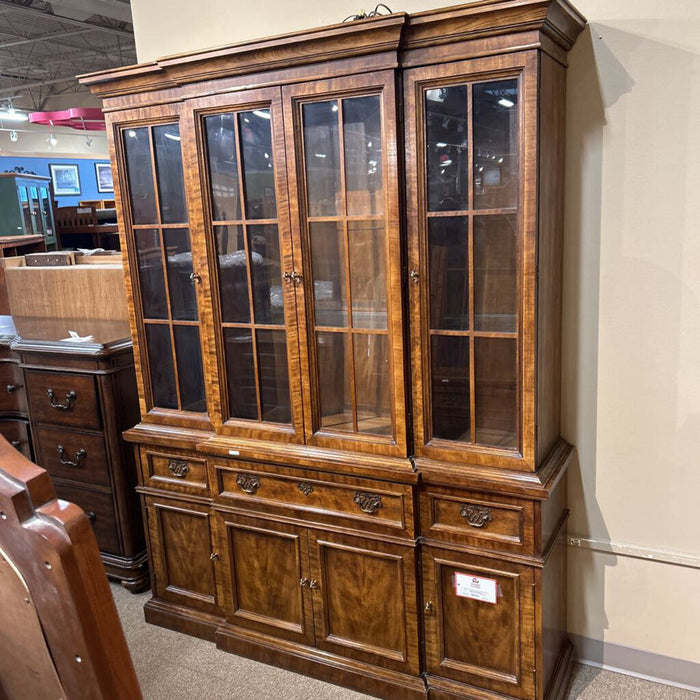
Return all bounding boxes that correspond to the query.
[0,174,57,249]
[82,1,585,698]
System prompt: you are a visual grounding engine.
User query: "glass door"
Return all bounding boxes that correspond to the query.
[119,118,208,420]
[283,71,407,457]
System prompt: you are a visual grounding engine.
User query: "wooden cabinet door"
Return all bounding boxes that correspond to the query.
[308,530,420,675]
[422,546,535,699]
[213,511,315,645]
[145,496,220,615]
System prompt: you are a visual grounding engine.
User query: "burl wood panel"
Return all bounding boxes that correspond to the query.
[25,370,101,430]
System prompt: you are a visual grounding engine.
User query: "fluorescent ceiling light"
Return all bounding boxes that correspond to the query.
[164,132,181,141]
[498,97,515,108]
[252,110,271,119]
[0,109,28,122]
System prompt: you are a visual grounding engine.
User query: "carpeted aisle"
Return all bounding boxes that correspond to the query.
[110,585,698,700]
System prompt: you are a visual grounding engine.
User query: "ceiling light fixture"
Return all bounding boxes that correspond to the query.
[498,97,515,108]
[252,110,271,120]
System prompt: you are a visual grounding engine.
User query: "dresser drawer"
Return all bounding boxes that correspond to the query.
[0,419,31,459]
[212,460,413,538]
[0,362,27,414]
[53,482,120,555]
[140,448,209,496]
[34,426,110,488]
[420,486,535,556]
[25,370,101,430]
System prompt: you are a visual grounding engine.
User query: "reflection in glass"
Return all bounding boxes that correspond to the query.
[474,214,517,332]
[124,127,157,224]
[473,79,518,210]
[204,113,241,221]
[164,228,198,322]
[310,222,346,327]
[40,188,52,233]
[303,101,341,217]
[248,224,283,325]
[239,110,277,220]
[173,325,206,412]
[29,187,41,234]
[354,333,390,435]
[343,95,383,216]
[348,221,386,330]
[18,187,32,232]
[317,331,352,431]
[145,324,177,409]
[431,335,470,442]
[215,225,250,323]
[475,337,516,447]
[257,329,291,423]
[134,229,168,319]
[426,85,468,212]
[224,328,257,420]
[428,217,469,330]
[153,124,188,224]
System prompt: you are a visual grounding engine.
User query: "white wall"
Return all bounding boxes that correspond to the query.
[128,0,700,669]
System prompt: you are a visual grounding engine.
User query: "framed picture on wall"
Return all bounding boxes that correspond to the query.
[95,162,114,193]
[49,163,81,196]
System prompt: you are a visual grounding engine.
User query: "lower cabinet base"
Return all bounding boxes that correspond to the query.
[143,597,220,643]
[102,550,149,593]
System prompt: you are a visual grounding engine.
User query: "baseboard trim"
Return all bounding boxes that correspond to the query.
[570,634,700,693]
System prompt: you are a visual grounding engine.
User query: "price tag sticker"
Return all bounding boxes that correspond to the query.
[454,572,498,604]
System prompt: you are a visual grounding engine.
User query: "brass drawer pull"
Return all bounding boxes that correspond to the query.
[6,384,20,394]
[353,491,383,515]
[236,473,260,494]
[57,445,87,468]
[460,503,492,528]
[168,459,190,478]
[297,482,313,496]
[47,388,77,410]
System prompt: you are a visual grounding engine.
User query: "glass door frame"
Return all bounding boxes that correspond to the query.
[184,87,306,443]
[109,102,213,430]
[405,51,538,471]
[282,70,408,458]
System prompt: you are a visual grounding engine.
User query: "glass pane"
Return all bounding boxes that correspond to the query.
[153,123,188,224]
[475,337,517,448]
[473,79,518,210]
[474,214,517,332]
[224,328,257,420]
[19,186,32,232]
[431,335,470,442]
[145,324,177,409]
[354,333,391,436]
[204,113,241,221]
[239,110,277,220]
[40,188,53,234]
[303,100,341,217]
[134,229,168,320]
[310,222,346,327]
[426,85,468,212]
[428,217,469,330]
[123,127,157,224]
[249,224,284,325]
[173,325,206,412]
[164,228,198,322]
[348,221,386,330]
[257,329,291,424]
[215,225,250,323]
[29,187,42,234]
[317,331,352,432]
[343,95,383,216]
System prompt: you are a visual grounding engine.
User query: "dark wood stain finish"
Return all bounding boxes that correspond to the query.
[82,2,585,698]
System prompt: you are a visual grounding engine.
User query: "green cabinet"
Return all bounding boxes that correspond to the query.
[0,174,57,248]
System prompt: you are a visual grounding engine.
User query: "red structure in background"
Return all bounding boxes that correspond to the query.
[28,107,105,130]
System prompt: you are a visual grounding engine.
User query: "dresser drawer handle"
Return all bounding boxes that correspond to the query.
[47,388,77,410]
[236,473,260,494]
[57,445,87,468]
[297,482,313,496]
[167,459,190,478]
[353,491,383,515]
[6,384,21,394]
[460,504,493,528]
[87,511,96,523]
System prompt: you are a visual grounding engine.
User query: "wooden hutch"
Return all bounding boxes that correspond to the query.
[82,1,585,698]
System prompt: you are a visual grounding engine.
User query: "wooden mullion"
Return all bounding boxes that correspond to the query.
[132,222,189,229]
[467,85,476,446]
[212,217,278,226]
[429,329,517,338]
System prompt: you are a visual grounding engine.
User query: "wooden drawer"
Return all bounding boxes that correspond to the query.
[0,419,31,459]
[53,482,120,555]
[212,460,414,538]
[25,370,101,430]
[140,448,209,496]
[0,362,27,414]
[34,426,110,488]
[420,485,535,556]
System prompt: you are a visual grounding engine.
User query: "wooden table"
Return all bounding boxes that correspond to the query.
[0,234,46,258]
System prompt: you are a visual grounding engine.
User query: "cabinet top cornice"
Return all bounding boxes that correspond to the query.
[80,0,585,99]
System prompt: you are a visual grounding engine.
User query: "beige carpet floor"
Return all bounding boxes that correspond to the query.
[111,584,698,700]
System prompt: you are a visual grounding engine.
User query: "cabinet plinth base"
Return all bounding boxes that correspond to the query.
[101,551,149,593]
[544,639,576,700]
[143,597,221,643]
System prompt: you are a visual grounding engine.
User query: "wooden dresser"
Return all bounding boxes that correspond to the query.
[83,1,586,697]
